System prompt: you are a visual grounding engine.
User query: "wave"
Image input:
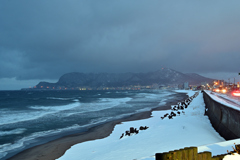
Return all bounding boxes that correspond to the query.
[47,97,72,100]
[0,128,27,136]
[99,97,132,103]
[63,97,132,117]
[0,102,81,126]
[0,116,117,160]
[29,102,80,111]
[47,97,79,102]
[158,98,168,105]
[0,124,83,160]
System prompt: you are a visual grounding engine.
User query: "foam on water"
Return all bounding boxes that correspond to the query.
[0,124,84,159]
[1,114,126,160]
[135,108,152,113]
[29,102,80,111]
[46,97,80,102]
[0,102,81,125]
[47,97,77,101]
[159,99,168,106]
[99,97,132,103]
[133,92,171,102]
[0,128,27,136]
[89,117,113,125]
[63,97,132,117]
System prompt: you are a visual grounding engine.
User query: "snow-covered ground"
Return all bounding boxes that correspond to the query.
[57,90,239,160]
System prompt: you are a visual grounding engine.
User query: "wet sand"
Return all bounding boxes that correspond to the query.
[8,92,187,160]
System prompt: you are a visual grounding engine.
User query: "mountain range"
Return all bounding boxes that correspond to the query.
[34,68,214,89]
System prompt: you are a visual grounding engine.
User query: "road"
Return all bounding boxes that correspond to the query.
[211,92,240,108]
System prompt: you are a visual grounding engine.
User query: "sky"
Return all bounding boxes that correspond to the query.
[1,1,240,90]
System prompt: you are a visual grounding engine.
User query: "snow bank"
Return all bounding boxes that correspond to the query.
[223,153,240,160]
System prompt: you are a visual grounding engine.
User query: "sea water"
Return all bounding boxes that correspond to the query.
[0,89,184,159]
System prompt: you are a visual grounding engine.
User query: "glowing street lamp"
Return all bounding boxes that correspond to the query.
[222,89,227,93]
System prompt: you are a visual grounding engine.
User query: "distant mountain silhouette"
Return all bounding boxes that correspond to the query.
[35,68,214,89]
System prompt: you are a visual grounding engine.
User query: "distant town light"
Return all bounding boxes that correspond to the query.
[222,89,227,93]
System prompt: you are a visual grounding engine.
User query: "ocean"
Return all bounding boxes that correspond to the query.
[0,89,185,159]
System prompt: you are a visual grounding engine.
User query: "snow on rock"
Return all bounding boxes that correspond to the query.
[57,90,225,160]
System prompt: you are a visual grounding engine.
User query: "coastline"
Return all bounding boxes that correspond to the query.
[7,92,188,160]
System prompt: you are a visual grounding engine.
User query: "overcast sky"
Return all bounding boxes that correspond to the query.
[1,0,240,90]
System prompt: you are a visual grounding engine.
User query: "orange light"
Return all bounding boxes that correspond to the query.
[222,89,227,93]
[215,89,220,92]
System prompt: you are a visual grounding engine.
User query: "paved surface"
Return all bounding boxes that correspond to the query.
[211,92,240,108]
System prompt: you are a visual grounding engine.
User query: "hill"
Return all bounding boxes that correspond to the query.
[34,68,214,89]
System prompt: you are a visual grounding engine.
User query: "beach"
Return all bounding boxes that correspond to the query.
[56,90,225,160]
[7,92,187,160]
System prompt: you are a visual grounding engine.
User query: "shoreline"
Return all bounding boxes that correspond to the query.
[7,92,188,160]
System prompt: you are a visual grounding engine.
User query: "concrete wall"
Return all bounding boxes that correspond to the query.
[203,91,240,140]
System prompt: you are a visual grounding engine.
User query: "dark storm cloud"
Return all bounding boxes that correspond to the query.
[1,0,240,80]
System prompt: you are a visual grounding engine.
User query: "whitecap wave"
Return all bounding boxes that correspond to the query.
[0,102,81,125]
[47,97,77,101]
[0,128,27,136]
[0,122,106,160]
[99,97,132,103]
[0,124,82,160]
[29,102,80,111]
[63,97,132,117]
